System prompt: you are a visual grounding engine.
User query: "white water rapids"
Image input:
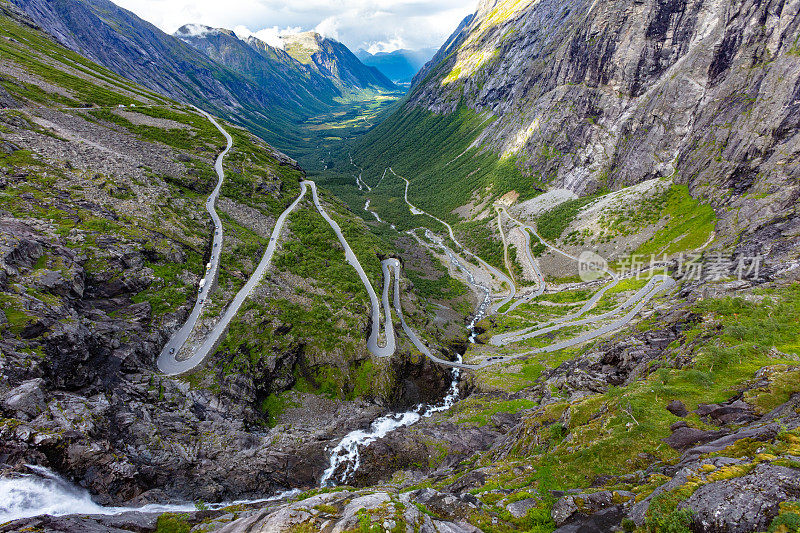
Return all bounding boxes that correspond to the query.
[320,354,463,486]
[0,465,300,525]
[0,359,466,523]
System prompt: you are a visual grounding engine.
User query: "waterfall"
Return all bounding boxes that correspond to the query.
[320,353,463,487]
[0,465,299,525]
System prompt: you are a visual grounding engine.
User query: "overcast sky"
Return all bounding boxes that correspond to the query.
[111,0,476,54]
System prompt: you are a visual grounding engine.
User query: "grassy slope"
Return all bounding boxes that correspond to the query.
[385,282,800,532]
[350,106,542,222]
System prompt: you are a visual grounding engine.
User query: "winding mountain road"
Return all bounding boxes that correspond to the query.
[388,168,515,311]
[306,181,394,358]
[158,182,309,375]
[503,224,545,314]
[365,174,674,369]
[159,126,675,376]
[157,108,231,375]
[497,205,618,314]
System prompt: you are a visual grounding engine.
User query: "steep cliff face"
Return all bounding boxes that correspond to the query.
[402,0,800,260]
[410,13,473,89]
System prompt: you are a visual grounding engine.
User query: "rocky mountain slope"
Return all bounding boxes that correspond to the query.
[7,0,315,148]
[357,0,800,265]
[281,32,397,95]
[0,1,460,511]
[173,25,340,110]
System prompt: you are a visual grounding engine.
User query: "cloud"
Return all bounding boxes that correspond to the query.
[177,23,216,37]
[314,17,339,40]
[110,0,476,52]
[232,25,302,48]
[367,37,406,54]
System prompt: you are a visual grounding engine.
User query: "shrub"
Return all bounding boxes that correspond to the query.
[155,513,191,533]
[662,509,694,533]
[769,513,800,533]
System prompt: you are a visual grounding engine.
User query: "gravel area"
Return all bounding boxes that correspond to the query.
[512,188,577,221]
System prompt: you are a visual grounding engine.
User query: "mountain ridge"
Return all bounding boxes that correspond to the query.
[173,23,342,107]
[281,31,397,94]
[356,47,436,83]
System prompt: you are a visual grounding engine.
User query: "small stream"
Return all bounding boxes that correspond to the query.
[363,199,382,222]
[424,229,492,343]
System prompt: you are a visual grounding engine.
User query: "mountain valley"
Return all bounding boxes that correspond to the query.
[0,0,799,531]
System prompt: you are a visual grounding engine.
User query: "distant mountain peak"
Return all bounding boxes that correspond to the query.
[356,48,437,84]
[279,31,397,92]
[174,23,220,38]
[282,31,327,47]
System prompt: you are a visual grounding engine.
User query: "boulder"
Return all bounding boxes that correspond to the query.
[681,464,800,533]
[696,400,758,425]
[406,488,481,521]
[214,490,481,533]
[553,506,627,533]
[1,379,47,420]
[667,400,688,417]
[507,497,540,518]
[664,425,727,451]
[0,512,160,533]
[34,269,72,297]
[447,467,491,493]
[551,490,635,527]
[0,235,43,274]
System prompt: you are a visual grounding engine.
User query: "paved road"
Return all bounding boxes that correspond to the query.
[306,181,394,358]
[159,148,675,374]
[497,206,618,314]
[370,192,674,369]
[504,224,545,314]
[375,232,674,369]
[491,274,672,346]
[496,206,517,288]
[159,174,397,375]
[348,153,371,191]
[158,181,309,375]
[157,108,231,375]
[388,168,515,311]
